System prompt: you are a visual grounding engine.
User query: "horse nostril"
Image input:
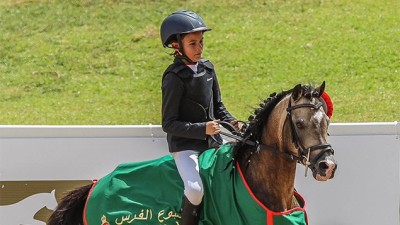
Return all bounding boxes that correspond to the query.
[318,162,329,171]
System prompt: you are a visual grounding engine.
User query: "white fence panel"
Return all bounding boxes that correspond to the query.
[0,122,399,225]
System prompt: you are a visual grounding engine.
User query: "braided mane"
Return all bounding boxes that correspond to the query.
[232,89,291,164]
[245,91,290,143]
[232,84,320,164]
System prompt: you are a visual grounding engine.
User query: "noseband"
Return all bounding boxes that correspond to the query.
[286,98,335,176]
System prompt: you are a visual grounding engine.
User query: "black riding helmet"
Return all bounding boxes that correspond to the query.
[160,10,211,48]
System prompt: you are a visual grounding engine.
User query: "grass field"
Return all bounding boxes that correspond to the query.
[0,0,399,124]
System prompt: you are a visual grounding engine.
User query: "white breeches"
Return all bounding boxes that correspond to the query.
[172,150,204,206]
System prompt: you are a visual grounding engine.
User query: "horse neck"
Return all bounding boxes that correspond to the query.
[240,95,298,212]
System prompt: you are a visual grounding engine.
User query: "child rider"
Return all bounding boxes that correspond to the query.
[160,10,241,225]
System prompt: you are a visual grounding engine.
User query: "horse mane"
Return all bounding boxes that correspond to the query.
[232,84,319,165]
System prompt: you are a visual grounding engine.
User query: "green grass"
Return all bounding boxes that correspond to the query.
[1,0,399,124]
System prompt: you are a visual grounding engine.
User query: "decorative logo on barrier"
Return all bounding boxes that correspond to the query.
[0,180,91,225]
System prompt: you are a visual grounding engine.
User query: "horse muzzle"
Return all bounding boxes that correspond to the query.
[312,155,337,181]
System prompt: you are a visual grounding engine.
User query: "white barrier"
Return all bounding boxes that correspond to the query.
[0,122,399,225]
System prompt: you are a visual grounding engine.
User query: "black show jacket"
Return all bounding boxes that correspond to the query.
[161,58,235,153]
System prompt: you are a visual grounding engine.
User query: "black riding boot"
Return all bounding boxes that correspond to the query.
[181,196,201,225]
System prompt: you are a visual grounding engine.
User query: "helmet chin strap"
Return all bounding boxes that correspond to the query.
[176,34,196,65]
[176,55,195,65]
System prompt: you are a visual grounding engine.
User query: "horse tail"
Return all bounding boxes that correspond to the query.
[48,183,93,225]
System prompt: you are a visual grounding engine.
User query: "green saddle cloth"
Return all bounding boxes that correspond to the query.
[84,144,308,225]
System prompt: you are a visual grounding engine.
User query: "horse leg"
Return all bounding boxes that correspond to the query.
[47,184,92,225]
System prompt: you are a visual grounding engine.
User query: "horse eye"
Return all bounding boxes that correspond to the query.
[296,120,304,129]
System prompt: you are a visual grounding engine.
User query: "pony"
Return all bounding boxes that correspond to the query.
[48,82,337,225]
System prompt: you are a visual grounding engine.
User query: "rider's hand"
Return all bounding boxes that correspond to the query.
[206,120,221,135]
[230,120,244,132]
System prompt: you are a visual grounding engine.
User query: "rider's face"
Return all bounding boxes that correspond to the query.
[174,31,204,63]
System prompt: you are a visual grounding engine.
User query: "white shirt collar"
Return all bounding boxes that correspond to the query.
[187,63,199,73]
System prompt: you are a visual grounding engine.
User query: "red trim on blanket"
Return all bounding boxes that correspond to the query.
[236,162,269,212]
[267,211,274,225]
[236,162,307,218]
[83,179,98,225]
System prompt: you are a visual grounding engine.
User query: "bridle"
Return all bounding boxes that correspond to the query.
[220,93,334,176]
[285,97,335,176]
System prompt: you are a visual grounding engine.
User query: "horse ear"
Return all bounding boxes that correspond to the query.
[317,81,326,97]
[292,84,303,101]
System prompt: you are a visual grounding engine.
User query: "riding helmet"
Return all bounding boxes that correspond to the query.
[160,10,211,48]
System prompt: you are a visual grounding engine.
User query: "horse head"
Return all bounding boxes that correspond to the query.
[287,81,337,181]
[227,82,337,211]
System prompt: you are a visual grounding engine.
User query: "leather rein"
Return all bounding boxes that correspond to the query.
[219,96,334,176]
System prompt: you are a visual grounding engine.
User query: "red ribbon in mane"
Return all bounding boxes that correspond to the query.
[321,92,333,118]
